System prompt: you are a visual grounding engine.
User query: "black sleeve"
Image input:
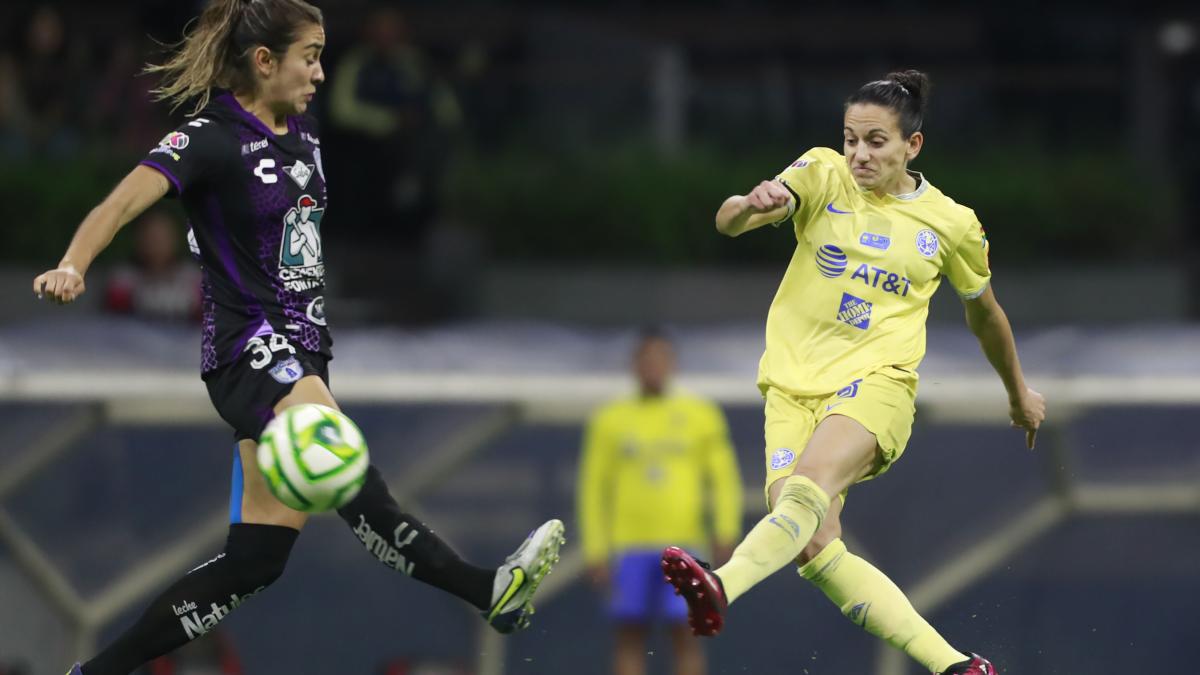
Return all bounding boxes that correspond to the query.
[138,116,227,197]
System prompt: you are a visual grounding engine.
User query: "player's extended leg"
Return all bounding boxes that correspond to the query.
[78,437,305,675]
[725,415,876,597]
[283,376,565,633]
[795,498,979,674]
[662,414,876,636]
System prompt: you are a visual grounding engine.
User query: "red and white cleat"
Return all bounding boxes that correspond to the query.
[660,546,728,637]
[939,653,997,675]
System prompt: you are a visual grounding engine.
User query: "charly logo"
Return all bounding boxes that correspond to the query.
[815,244,848,278]
[836,292,872,330]
[770,447,796,470]
[915,229,939,257]
[279,195,324,292]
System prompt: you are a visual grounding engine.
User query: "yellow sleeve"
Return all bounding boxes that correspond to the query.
[701,402,743,546]
[944,219,992,299]
[577,408,614,564]
[773,147,842,231]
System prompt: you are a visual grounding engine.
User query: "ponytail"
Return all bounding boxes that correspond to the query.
[144,0,323,116]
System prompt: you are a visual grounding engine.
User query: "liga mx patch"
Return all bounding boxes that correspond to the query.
[860,232,891,250]
[770,448,796,471]
[837,293,872,330]
[269,357,303,384]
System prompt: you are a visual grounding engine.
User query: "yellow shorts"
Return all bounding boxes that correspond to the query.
[761,367,917,502]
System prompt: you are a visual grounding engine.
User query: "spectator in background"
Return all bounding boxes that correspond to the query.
[329,6,461,252]
[18,4,86,157]
[104,208,201,321]
[86,36,163,152]
[0,51,31,157]
[578,328,743,675]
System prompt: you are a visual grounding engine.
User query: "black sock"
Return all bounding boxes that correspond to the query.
[82,524,297,675]
[336,464,494,610]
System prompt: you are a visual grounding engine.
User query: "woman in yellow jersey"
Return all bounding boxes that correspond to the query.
[660,70,1045,675]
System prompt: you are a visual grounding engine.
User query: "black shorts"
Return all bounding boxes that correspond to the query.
[204,338,331,442]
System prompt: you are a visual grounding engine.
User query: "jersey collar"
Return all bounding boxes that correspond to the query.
[858,169,929,204]
[217,92,296,137]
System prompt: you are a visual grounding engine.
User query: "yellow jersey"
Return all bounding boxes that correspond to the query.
[757,147,991,397]
[577,391,742,564]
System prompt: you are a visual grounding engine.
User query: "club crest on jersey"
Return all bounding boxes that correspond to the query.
[278,195,325,292]
[285,160,315,189]
[269,357,303,384]
[915,229,939,257]
[305,296,327,326]
[815,244,848,278]
[770,448,796,471]
[836,292,872,330]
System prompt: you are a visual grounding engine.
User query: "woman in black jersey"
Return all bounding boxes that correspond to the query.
[33,2,564,674]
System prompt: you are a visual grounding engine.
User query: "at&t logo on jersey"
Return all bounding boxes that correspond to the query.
[815,244,848,278]
[278,195,325,292]
[850,263,911,296]
[837,293,872,330]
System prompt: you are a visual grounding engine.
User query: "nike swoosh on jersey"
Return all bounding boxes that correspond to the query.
[826,203,853,214]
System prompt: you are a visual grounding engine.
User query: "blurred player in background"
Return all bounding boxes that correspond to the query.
[579,328,742,675]
[660,70,1046,675]
[33,2,563,674]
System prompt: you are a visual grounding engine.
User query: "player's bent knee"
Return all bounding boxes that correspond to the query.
[224,523,299,589]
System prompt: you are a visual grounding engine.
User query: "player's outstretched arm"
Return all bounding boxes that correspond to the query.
[962,285,1046,449]
[715,180,794,238]
[33,165,170,304]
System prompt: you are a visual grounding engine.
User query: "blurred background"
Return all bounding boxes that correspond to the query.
[0,1,1197,674]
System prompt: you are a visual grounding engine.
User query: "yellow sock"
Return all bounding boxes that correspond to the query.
[714,475,829,604]
[798,538,967,673]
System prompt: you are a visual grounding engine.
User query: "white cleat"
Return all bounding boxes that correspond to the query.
[484,518,566,633]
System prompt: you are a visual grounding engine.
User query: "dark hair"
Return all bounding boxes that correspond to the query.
[844,69,931,138]
[635,325,675,353]
[145,0,323,115]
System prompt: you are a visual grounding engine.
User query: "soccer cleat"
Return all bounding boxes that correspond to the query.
[484,518,566,634]
[660,546,728,637]
[939,653,997,675]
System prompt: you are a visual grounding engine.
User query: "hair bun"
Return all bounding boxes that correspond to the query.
[886,70,931,102]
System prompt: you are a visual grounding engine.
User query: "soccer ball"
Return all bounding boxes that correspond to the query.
[257,403,370,512]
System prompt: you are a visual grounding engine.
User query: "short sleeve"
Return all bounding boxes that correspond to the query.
[138,117,226,197]
[772,147,841,230]
[944,219,992,299]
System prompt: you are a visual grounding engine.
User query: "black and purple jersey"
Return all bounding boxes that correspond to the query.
[140,92,331,375]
